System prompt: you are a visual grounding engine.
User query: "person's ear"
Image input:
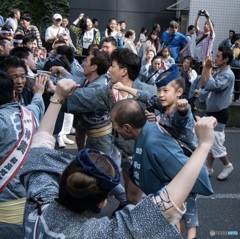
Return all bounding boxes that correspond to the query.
[0,45,4,52]
[121,67,128,77]
[123,123,132,133]
[176,88,183,97]
[98,199,107,209]
[91,64,97,72]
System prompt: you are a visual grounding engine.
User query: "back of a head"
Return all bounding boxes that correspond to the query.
[10,9,19,18]
[111,48,141,81]
[90,49,111,75]
[0,70,14,105]
[111,99,146,128]
[125,29,135,39]
[56,45,74,64]
[43,51,71,72]
[58,148,119,214]
[10,46,31,60]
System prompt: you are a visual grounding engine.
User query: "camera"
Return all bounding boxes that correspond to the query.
[199,9,206,16]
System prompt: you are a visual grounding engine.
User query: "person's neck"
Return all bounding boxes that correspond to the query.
[132,128,142,141]
[87,72,99,83]
[14,93,20,102]
[219,64,228,72]
[166,102,176,114]
[121,78,133,88]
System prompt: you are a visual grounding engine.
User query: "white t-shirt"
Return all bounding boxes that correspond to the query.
[82,29,94,49]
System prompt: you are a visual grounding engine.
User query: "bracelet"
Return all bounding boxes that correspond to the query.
[49,96,65,105]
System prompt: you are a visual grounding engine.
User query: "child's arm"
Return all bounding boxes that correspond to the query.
[113,82,162,111]
[113,82,138,97]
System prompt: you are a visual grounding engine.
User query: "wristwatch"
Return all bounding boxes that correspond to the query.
[49,96,65,105]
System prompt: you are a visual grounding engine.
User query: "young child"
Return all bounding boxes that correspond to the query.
[158,46,175,71]
[139,55,163,85]
[115,64,197,151]
[181,56,198,99]
[114,64,199,239]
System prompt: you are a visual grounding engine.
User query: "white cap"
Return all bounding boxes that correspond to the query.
[53,13,62,20]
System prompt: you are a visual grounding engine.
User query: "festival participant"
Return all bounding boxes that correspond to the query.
[20,78,216,239]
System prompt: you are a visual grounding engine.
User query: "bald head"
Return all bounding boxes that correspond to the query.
[111,99,146,128]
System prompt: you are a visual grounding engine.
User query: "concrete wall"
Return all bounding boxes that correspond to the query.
[69,0,177,43]
[188,0,240,57]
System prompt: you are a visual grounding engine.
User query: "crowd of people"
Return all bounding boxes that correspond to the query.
[0,7,238,239]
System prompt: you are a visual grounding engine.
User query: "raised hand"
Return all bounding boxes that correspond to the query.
[175,99,188,112]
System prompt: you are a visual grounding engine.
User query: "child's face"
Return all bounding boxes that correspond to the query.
[157,81,182,108]
[146,51,154,60]
[162,49,169,57]
[152,58,161,71]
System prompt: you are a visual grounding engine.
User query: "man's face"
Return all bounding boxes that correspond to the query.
[25,52,37,71]
[169,27,178,35]
[215,51,227,67]
[190,28,195,35]
[53,18,62,26]
[108,60,125,84]
[7,67,26,94]
[60,35,70,46]
[101,42,116,56]
[83,54,94,77]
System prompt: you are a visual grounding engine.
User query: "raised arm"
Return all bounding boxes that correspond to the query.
[194,10,201,32]
[200,57,214,87]
[166,116,216,209]
[38,78,79,135]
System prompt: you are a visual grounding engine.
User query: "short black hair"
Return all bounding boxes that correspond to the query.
[102,36,117,48]
[22,36,37,45]
[90,50,111,75]
[111,48,141,81]
[188,25,195,31]
[0,70,14,105]
[92,18,98,24]
[10,46,31,60]
[0,55,27,74]
[218,46,233,65]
